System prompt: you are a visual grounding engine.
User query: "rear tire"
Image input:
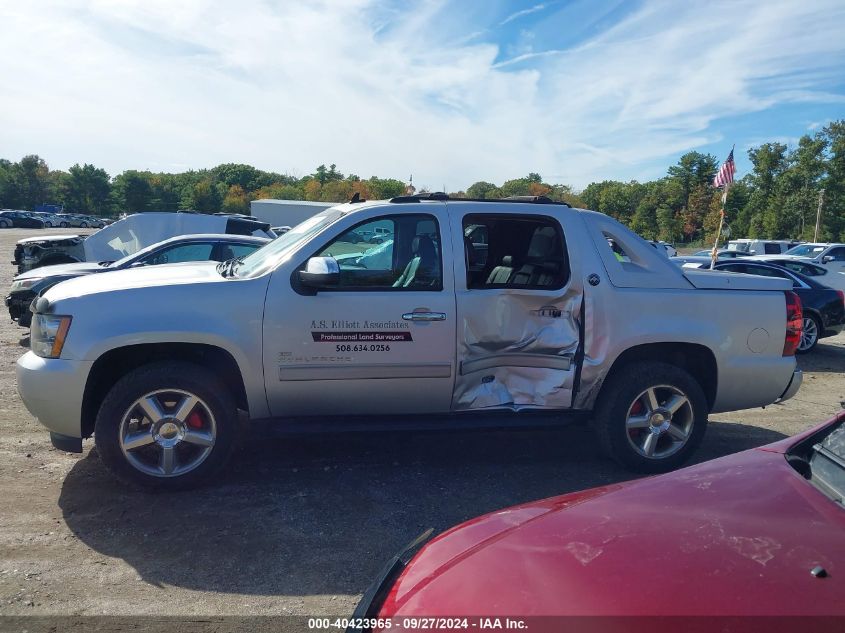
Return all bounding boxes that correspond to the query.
[60,222,69,228]
[0,220,8,229]
[594,361,708,473]
[797,314,821,354]
[94,361,238,489]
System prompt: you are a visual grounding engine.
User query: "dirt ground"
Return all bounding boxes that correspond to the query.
[0,227,843,620]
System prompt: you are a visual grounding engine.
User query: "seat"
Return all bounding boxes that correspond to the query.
[486,256,515,284]
[464,236,480,268]
[510,227,560,286]
[393,235,439,287]
[219,245,236,261]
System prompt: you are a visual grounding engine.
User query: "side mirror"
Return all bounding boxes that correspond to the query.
[299,257,339,289]
[823,255,834,264]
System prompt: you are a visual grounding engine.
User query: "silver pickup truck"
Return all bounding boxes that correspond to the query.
[17,194,803,488]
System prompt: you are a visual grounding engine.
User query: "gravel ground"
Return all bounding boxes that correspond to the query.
[0,227,843,620]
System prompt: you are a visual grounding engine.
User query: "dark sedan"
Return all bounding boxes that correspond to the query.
[708,260,845,352]
[7,233,268,327]
[362,413,845,623]
[0,211,45,229]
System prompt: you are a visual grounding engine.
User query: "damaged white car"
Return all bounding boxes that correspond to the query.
[11,211,274,274]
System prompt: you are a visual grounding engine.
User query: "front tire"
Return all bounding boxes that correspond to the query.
[94,361,238,489]
[60,222,69,228]
[0,219,8,229]
[594,361,707,473]
[80,222,88,228]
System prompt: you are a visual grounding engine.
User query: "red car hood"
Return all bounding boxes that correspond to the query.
[381,417,845,617]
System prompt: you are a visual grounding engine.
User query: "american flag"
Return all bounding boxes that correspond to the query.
[713,148,736,188]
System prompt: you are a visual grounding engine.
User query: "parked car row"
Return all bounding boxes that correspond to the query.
[7,233,269,326]
[0,209,111,229]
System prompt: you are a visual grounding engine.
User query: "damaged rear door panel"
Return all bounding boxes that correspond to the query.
[450,206,584,411]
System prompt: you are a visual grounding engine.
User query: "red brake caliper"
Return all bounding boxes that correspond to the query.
[187,411,204,429]
[629,400,644,437]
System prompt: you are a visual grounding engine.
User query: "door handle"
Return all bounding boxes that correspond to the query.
[402,311,447,321]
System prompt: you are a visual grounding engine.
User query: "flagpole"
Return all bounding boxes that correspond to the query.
[710,144,735,270]
[709,184,729,270]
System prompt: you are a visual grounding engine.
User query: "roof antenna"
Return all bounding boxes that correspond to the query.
[349,192,361,203]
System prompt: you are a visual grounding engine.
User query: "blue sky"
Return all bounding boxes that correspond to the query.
[1,0,844,191]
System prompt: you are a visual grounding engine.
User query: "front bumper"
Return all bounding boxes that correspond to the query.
[777,368,803,403]
[6,290,35,323]
[16,351,93,443]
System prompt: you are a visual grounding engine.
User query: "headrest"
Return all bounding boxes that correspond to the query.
[413,234,436,259]
[527,227,557,259]
[501,255,513,267]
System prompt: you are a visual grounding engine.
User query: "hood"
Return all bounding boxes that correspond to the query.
[17,234,81,245]
[14,261,103,281]
[682,269,791,291]
[382,439,845,616]
[41,261,224,304]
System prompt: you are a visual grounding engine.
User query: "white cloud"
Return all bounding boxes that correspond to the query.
[500,4,547,26]
[0,0,843,191]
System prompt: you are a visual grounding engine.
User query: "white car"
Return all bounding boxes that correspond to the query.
[778,243,845,274]
[727,239,799,256]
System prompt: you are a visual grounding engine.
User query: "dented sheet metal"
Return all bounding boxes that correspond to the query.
[453,287,583,410]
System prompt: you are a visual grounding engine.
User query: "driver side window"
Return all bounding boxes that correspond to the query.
[315,215,442,290]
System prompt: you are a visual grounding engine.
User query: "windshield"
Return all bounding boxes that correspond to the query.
[236,209,343,278]
[785,244,826,256]
[108,239,181,268]
[806,423,845,506]
[726,242,750,252]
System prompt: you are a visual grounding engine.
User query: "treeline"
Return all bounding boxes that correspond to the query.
[0,159,409,217]
[577,121,845,243]
[1,119,843,242]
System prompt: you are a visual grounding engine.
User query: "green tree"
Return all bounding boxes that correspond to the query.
[184,178,221,213]
[62,163,112,214]
[222,184,250,214]
[466,181,500,198]
[113,170,154,213]
[667,151,718,207]
[13,154,52,209]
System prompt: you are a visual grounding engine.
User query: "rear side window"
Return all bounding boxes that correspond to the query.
[764,243,782,254]
[462,214,568,290]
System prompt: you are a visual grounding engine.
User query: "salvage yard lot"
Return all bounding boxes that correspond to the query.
[0,227,844,617]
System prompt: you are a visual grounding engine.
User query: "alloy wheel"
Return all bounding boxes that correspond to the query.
[625,385,694,459]
[799,317,818,352]
[118,389,217,478]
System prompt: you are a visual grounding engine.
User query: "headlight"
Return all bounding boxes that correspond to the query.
[31,315,72,358]
[10,278,42,292]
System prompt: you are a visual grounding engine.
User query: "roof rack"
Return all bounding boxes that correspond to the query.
[389,192,570,207]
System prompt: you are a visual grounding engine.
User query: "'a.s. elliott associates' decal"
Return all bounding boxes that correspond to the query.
[311,331,413,342]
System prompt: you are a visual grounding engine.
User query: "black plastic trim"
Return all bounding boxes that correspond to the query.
[390,193,570,206]
[50,432,82,453]
[346,528,435,632]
